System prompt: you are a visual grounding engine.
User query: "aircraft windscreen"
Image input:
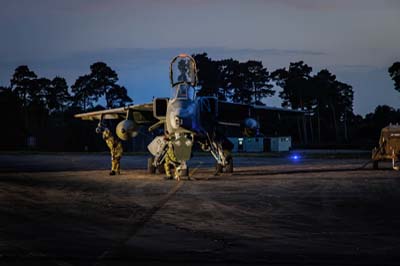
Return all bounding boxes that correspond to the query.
[172,84,195,100]
[171,56,196,86]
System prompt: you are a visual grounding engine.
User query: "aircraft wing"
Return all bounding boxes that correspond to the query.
[74,103,156,124]
[217,101,303,126]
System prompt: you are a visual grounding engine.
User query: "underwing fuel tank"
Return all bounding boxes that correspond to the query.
[116,120,139,140]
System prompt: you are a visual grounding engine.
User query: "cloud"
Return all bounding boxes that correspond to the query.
[264,0,337,10]
[262,0,400,11]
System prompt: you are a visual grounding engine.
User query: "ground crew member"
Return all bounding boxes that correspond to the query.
[102,128,123,175]
[164,142,178,180]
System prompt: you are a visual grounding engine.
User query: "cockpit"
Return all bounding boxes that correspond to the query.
[169,54,197,101]
[174,84,195,100]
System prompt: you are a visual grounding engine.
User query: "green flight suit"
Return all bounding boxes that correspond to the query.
[103,129,123,175]
[164,144,178,178]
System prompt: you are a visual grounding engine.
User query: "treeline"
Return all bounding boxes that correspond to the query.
[0,62,132,151]
[193,53,400,146]
[0,55,399,151]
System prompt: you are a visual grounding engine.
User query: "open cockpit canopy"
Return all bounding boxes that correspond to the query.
[170,54,197,87]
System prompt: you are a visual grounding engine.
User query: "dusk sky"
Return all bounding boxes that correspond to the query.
[1,0,400,115]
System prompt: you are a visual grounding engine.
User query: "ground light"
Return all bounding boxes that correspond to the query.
[289,153,301,161]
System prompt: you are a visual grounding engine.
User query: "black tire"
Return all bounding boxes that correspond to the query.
[225,158,233,173]
[183,167,189,177]
[147,157,156,174]
[215,163,223,174]
[373,160,379,170]
[157,164,165,174]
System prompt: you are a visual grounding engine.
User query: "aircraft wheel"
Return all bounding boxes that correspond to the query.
[147,157,156,174]
[182,167,189,177]
[373,160,379,170]
[157,164,165,174]
[215,163,223,174]
[225,158,233,173]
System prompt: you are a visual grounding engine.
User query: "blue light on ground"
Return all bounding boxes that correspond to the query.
[290,154,301,161]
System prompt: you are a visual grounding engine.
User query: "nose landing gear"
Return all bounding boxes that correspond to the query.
[215,156,233,175]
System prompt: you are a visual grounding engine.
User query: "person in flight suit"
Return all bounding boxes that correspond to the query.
[164,142,179,180]
[102,128,123,175]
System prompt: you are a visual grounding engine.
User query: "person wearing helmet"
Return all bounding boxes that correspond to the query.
[164,142,178,180]
[177,60,189,83]
[102,128,123,175]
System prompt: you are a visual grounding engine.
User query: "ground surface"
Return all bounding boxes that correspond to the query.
[0,154,400,265]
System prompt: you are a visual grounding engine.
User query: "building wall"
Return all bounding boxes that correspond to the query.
[229,136,292,152]
[229,137,264,152]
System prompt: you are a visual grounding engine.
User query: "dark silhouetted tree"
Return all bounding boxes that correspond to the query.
[106,85,132,108]
[311,69,354,142]
[309,69,354,142]
[218,58,240,101]
[335,80,354,142]
[192,53,220,97]
[193,55,274,104]
[356,105,400,143]
[389,62,400,93]
[71,62,132,110]
[271,61,312,143]
[9,67,47,141]
[271,61,313,110]
[231,62,253,104]
[89,62,119,108]
[45,77,71,112]
[245,60,274,105]
[35,77,51,106]
[272,62,354,143]
[311,69,337,141]
[10,65,37,107]
[0,86,24,149]
[71,74,94,111]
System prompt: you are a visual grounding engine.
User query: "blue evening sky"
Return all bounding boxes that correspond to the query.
[1,0,399,115]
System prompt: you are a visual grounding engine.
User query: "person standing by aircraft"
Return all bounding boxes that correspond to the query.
[164,141,179,180]
[101,127,123,175]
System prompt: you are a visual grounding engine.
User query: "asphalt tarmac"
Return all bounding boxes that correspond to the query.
[0,154,400,265]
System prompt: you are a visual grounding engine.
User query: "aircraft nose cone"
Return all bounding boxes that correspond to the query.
[169,100,196,131]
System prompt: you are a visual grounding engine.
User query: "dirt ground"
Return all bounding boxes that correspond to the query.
[0,154,400,265]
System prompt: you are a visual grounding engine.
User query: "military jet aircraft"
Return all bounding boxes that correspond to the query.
[75,54,301,177]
